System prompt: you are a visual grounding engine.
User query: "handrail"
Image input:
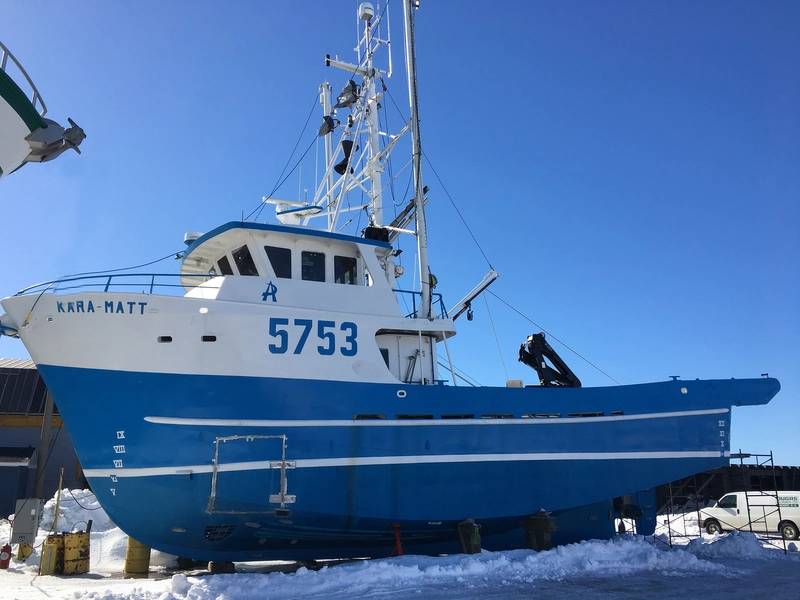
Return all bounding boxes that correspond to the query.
[392,288,449,319]
[0,40,47,117]
[15,275,449,317]
[15,272,213,297]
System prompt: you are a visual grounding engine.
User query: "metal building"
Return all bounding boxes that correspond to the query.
[656,462,800,511]
[0,358,84,516]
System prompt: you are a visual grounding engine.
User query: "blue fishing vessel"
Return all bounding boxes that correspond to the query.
[0,1,779,561]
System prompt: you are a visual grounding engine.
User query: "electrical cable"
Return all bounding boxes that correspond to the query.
[66,488,101,511]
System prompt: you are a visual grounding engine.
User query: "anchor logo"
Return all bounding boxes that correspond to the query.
[261,281,278,303]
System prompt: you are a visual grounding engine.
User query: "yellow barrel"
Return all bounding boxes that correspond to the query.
[39,534,65,575]
[63,532,90,575]
[124,537,151,575]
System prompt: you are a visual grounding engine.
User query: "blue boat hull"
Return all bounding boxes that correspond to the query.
[37,365,779,560]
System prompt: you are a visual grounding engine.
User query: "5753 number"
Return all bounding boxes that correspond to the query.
[268,318,358,356]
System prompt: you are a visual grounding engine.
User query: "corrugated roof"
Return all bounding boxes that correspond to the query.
[0,358,36,369]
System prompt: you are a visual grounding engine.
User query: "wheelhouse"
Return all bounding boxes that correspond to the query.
[180,221,455,385]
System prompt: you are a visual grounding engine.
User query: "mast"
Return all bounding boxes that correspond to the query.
[403,0,431,319]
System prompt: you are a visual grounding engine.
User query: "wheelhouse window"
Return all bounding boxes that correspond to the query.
[301,251,325,282]
[217,255,234,276]
[232,245,259,276]
[718,494,737,508]
[265,245,292,279]
[334,255,357,285]
[379,348,390,369]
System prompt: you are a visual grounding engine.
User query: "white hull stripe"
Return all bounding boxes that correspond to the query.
[143,408,728,428]
[83,450,725,479]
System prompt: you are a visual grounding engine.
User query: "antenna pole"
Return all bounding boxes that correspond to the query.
[364,12,384,226]
[403,0,431,319]
[320,82,335,230]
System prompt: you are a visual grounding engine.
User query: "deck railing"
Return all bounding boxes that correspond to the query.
[16,273,213,297]
[0,40,47,117]
[393,289,449,319]
[16,275,450,320]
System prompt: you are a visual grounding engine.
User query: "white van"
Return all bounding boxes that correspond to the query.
[700,491,799,540]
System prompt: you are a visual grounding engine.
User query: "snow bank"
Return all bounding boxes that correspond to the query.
[1,489,175,573]
[75,536,737,600]
[685,531,782,560]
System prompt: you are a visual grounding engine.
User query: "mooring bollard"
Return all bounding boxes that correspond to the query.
[457,518,482,554]
[207,560,236,573]
[124,536,151,576]
[524,510,556,551]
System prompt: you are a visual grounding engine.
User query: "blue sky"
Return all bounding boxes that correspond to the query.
[2,1,798,463]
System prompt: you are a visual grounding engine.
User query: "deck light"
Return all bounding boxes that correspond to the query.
[318,115,339,137]
[334,80,359,109]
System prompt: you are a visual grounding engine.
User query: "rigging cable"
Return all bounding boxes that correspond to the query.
[436,361,479,387]
[423,153,494,270]
[62,250,184,279]
[245,92,321,222]
[483,294,509,382]
[487,290,622,385]
[384,74,620,386]
[384,84,494,268]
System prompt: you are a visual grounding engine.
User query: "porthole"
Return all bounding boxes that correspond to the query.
[567,412,604,418]
[158,336,173,343]
[396,390,407,398]
[202,335,217,342]
[203,525,234,541]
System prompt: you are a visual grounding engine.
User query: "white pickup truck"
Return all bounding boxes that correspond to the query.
[700,491,799,540]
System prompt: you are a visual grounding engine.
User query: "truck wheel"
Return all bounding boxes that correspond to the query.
[705,520,722,535]
[779,521,798,540]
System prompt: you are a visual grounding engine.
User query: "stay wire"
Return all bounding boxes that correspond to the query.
[483,294,509,381]
[251,135,318,223]
[487,290,622,385]
[386,74,616,385]
[246,92,321,221]
[423,153,494,270]
[62,250,184,279]
[383,85,494,268]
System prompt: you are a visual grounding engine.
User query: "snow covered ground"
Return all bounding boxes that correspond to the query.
[1,490,797,600]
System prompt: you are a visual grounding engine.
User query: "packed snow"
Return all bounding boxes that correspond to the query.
[1,490,797,600]
[0,488,175,574]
